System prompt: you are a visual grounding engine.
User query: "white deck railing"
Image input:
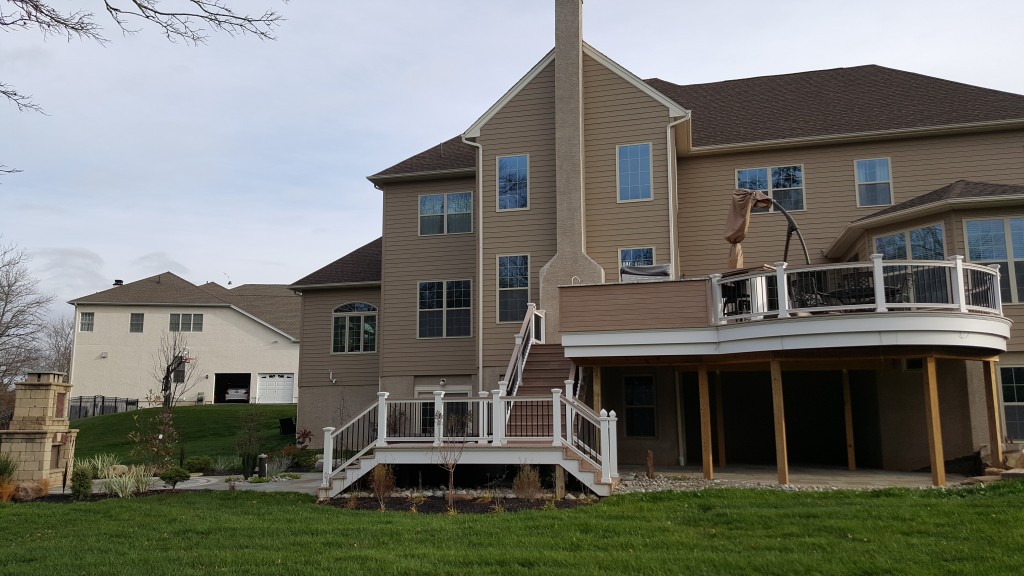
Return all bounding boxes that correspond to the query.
[709,254,1002,324]
[320,384,618,489]
[502,303,545,397]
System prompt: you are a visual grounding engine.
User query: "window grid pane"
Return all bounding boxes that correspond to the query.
[910,225,944,260]
[80,312,94,332]
[621,248,654,267]
[738,165,804,213]
[617,144,652,201]
[624,375,656,437]
[498,156,529,210]
[856,159,892,206]
[333,302,378,353]
[418,281,471,338]
[129,313,144,333]
[169,313,180,332]
[498,255,529,322]
[191,314,203,333]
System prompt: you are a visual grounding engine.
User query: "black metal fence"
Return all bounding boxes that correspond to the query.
[69,396,140,420]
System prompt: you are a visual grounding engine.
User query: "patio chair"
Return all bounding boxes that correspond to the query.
[787,275,829,310]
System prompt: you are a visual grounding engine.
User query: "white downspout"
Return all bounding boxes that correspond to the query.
[462,135,485,393]
[666,114,690,280]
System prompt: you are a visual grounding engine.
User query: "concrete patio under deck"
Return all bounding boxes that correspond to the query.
[618,464,971,490]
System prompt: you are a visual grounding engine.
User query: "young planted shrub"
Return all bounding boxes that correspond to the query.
[88,453,122,479]
[211,455,241,475]
[184,456,214,474]
[105,466,152,498]
[236,407,265,479]
[370,464,396,511]
[0,453,18,502]
[512,465,543,500]
[70,466,93,500]
[128,409,179,474]
[159,466,191,490]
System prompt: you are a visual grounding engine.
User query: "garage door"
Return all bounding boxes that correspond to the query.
[257,373,294,404]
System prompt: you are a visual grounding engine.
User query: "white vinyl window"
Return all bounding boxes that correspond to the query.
[855,158,892,207]
[169,313,203,332]
[874,224,944,261]
[418,280,471,338]
[497,155,529,211]
[1000,366,1024,441]
[737,165,804,212]
[617,143,652,202]
[619,247,655,268]
[419,192,472,235]
[129,313,144,333]
[332,303,377,353]
[497,255,529,323]
[79,312,94,332]
[624,375,656,438]
[965,217,1024,303]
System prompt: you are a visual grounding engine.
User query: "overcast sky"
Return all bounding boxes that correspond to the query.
[3,0,1023,318]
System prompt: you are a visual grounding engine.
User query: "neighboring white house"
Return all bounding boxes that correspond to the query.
[69,273,300,405]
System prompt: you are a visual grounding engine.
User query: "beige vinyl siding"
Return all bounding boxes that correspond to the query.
[297,287,381,437]
[678,130,1024,276]
[380,177,478,377]
[583,54,672,280]
[560,280,711,333]
[478,62,557,369]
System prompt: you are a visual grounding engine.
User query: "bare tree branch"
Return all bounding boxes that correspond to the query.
[0,83,44,113]
[151,330,202,407]
[39,313,74,378]
[0,237,54,386]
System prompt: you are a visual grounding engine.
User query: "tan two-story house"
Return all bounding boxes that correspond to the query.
[294,0,1024,497]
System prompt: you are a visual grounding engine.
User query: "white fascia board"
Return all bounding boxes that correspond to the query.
[581,43,689,119]
[229,305,298,342]
[562,313,1009,358]
[826,194,1024,257]
[463,49,555,139]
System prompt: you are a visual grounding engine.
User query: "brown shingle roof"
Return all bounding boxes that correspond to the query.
[858,180,1024,221]
[370,135,477,180]
[70,273,227,306]
[646,65,1024,148]
[70,273,300,339]
[372,65,1024,179]
[291,237,383,287]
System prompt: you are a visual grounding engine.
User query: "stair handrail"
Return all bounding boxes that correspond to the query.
[502,303,543,397]
[320,400,379,488]
[559,395,606,471]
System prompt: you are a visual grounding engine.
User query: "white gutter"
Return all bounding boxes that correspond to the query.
[666,113,691,279]
[462,134,485,393]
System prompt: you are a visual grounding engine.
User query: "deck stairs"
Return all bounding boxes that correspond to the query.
[318,308,618,500]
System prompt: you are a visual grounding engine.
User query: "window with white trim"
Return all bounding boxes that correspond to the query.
[332,303,377,353]
[617,143,652,201]
[129,313,144,333]
[497,255,529,323]
[624,375,656,437]
[1000,366,1024,441]
[169,313,203,332]
[79,312,94,332]
[619,247,654,268]
[497,155,528,210]
[855,158,892,206]
[418,281,471,338]
[737,165,804,212]
[419,192,472,235]
[874,224,944,261]
[965,217,1023,302]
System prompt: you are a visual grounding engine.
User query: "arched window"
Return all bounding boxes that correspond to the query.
[333,303,377,353]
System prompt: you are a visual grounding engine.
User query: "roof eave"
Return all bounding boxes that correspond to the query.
[67,301,231,307]
[685,118,1024,156]
[825,194,1024,258]
[289,281,382,292]
[367,167,476,185]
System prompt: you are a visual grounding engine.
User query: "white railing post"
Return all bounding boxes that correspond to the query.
[871,253,888,312]
[551,388,563,447]
[492,387,505,446]
[321,427,335,488]
[950,255,967,312]
[599,409,612,484]
[564,379,575,446]
[608,410,619,479]
[775,261,789,318]
[478,391,490,445]
[432,390,445,446]
[710,273,724,324]
[375,392,389,447]
[990,264,1003,314]
[536,310,545,344]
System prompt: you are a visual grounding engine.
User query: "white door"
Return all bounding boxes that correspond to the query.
[257,373,294,404]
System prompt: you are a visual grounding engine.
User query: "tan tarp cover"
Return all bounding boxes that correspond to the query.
[725,189,772,268]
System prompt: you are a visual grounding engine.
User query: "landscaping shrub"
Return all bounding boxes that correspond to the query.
[211,455,241,475]
[370,464,395,511]
[87,453,122,479]
[236,407,265,479]
[292,450,320,472]
[184,455,214,474]
[0,452,17,484]
[512,465,542,500]
[159,466,191,490]
[128,408,179,474]
[105,466,152,498]
[70,466,93,500]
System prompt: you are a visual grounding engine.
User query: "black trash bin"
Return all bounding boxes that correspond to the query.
[279,417,296,436]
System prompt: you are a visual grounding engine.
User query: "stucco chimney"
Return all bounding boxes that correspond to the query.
[539,0,605,341]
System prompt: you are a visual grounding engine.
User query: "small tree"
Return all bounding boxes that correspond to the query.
[159,466,191,490]
[236,405,264,479]
[152,331,202,408]
[128,408,179,473]
[434,409,470,513]
[0,238,52,388]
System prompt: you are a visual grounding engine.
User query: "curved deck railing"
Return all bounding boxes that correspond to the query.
[710,254,1002,324]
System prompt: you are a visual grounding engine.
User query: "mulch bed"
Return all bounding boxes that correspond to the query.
[322,495,594,514]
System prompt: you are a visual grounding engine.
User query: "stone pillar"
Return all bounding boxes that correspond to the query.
[0,371,78,487]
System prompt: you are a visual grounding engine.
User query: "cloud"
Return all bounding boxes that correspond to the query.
[130,253,190,277]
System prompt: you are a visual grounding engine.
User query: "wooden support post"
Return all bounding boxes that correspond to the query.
[698,366,713,480]
[770,359,789,485]
[923,357,946,487]
[593,367,603,412]
[983,360,1004,467]
[715,375,727,468]
[842,370,856,471]
[554,466,566,499]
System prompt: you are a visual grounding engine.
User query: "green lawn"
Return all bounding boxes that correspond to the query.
[3,482,1024,575]
[73,404,298,462]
